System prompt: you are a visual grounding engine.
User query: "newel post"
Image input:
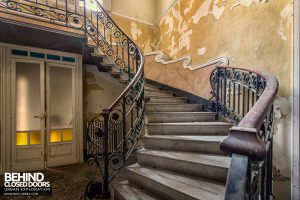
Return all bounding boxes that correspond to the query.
[220,126,267,161]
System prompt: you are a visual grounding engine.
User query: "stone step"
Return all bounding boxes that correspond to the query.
[127,164,226,200]
[146,103,202,112]
[144,90,174,97]
[145,96,188,103]
[120,79,129,84]
[146,122,231,135]
[147,112,216,123]
[144,84,161,90]
[137,149,230,182]
[99,63,114,71]
[114,181,161,200]
[144,135,225,154]
[91,52,106,60]
[110,71,121,79]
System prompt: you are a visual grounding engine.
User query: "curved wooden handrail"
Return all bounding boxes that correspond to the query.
[217,66,279,161]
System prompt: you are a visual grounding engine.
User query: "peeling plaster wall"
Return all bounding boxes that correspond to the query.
[110,14,156,53]
[146,0,293,198]
[83,65,125,122]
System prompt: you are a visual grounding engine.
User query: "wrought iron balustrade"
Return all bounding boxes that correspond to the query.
[0,0,85,29]
[0,0,145,198]
[207,66,278,199]
[83,1,145,199]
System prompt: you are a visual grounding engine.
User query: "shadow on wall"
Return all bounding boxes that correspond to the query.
[82,65,125,150]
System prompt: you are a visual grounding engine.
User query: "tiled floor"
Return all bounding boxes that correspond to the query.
[0,153,137,200]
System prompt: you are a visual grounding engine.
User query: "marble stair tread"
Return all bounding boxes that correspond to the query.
[146,121,231,126]
[146,112,217,123]
[127,164,226,200]
[138,149,230,169]
[146,122,231,136]
[144,84,161,90]
[143,135,225,154]
[145,96,188,99]
[145,103,202,112]
[144,88,172,92]
[144,135,226,142]
[114,181,162,200]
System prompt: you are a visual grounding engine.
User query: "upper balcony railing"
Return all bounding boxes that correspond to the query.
[0,0,86,30]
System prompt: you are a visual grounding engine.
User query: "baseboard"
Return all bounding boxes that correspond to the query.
[145,78,209,105]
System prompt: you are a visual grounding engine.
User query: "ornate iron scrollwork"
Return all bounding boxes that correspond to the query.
[0,0,84,29]
[210,67,276,199]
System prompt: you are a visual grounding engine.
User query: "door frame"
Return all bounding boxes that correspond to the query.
[0,43,83,173]
[10,58,46,171]
[45,62,77,167]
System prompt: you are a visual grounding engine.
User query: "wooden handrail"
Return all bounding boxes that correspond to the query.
[218,66,279,161]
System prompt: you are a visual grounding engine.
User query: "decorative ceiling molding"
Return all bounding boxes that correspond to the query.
[144,51,229,70]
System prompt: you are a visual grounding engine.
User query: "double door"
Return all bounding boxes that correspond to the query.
[11,59,76,171]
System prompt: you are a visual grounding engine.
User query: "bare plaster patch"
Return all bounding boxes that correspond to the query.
[273,96,292,177]
[211,4,226,20]
[231,0,253,9]
[197,47,206,55]
[230,0,268,10]
[130,22,142,40]
[184,0,196,15]
[164,14,174,34]
[278,4,292,41]
[143,37,153,53]
[192,0,213,24]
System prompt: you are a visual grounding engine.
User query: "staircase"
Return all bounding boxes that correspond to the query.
[113,84,233,200]
[85,44,132,85]
[0,1,278,198]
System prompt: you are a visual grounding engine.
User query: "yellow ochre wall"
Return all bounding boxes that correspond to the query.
[111,0,293,199]
[110,14,156,53]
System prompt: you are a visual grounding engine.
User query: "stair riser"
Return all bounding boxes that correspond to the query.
[147,113,215,123]
[146,105,202,112]
[137,153,228,182]
[100,65,113,72]
[146,125,230,135]
[145,97,187,104]
[127,169,198,200]
[111,73,121,79]
[145,91,173,96]
[144,138,222,154]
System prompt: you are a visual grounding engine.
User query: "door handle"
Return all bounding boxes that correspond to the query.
[34,114,46,119]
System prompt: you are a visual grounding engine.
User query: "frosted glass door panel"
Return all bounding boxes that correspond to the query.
[49,67,73,136]
[13,60,44,172]
[16,62,41,132]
